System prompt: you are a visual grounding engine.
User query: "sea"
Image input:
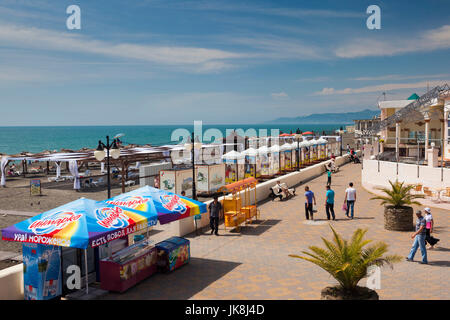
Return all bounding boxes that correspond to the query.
[0,124,346,155]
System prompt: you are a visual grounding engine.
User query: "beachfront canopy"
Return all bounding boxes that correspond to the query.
[1,198,159,249]
[105,186,207,225]
[1,186,207,248]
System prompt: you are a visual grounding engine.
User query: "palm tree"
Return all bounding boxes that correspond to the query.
[289,226,401,295]
[370,180,424,207]
[371,180,424,231]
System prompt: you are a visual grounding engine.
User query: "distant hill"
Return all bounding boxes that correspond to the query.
[269,109,379,124]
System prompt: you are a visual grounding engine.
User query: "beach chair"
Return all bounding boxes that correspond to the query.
[411,184,423,195]
[125,180,135,187]
[91,177,104,187]
[440,188,450,203]
[423,187,439,202]
[80,170,91,178]
[129,162,141,170]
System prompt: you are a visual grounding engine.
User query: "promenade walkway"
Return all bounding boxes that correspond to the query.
[101,162,449,300]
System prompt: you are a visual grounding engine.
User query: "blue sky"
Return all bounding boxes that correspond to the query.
[0,0,449,125]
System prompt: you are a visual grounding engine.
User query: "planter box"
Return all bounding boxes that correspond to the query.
[384,206,414,231]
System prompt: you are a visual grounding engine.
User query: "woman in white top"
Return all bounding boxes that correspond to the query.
[424,208,439,249]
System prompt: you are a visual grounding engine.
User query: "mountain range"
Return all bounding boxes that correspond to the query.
[269,109,380,124]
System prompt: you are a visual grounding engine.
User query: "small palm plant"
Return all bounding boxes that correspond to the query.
[370,180,424,208]
[289,226,401,294]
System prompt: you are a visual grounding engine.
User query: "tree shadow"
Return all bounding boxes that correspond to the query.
[99,257,241,300]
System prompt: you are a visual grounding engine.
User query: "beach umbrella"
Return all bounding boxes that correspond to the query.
[257,146,270,155]
[1,198,158,249]
[114,133,125,139]
[302,131,314,135]
[221,150,244,160]
[269,145,281,153]
[104,186,207,225]
[242,147,258,156]
[1,198,158,294]
[280,143,293,151]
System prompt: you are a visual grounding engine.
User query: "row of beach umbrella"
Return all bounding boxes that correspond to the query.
[222,138,329,160]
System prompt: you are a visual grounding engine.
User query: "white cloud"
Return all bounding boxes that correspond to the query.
[335,25,450,58]
[0,24,244,72]
[230,35,326,60]
[149,1,363,19]
[351,74,450,81]
[314,80,450,95]
[271,92,289,99]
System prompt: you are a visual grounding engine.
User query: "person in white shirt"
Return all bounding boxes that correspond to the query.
[344,182,356,219]
[275,180,289,198]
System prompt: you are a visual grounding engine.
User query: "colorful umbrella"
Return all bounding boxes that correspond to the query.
[104,186,207,225]
[1,198,158,249]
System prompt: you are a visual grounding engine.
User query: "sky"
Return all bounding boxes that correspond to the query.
[0,0,449,126]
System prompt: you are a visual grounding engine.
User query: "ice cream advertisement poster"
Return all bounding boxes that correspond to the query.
[23,243,62,300]
[196,166,209,192]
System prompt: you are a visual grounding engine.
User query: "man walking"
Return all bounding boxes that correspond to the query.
[344,182,356,219]
[325,185,335,220]
[208,195,222,236]
[304,186,316,220]
[406,210,428,264]
[326,169,332,186]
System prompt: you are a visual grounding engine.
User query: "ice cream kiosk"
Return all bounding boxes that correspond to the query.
[242,147,260,178]
[222,150,245,184]
[195,163,225,196]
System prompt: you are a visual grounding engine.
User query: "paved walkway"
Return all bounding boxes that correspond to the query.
[100,163,449,300]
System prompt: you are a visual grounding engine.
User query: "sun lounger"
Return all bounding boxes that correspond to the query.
[91,177,105,187]
[125,180,135,187]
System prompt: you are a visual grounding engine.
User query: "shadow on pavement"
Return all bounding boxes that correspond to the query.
[99,257,241,300]
[433,247,450,252]
[428,260,450,267]
[227,219,281,236]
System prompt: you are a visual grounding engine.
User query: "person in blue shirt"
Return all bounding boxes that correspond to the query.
[325,185,335,220]
[304,186,316,220]
[327,170,332,186]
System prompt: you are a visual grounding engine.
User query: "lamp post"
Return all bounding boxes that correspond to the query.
[94,136,121,199]
[184,133,202,200]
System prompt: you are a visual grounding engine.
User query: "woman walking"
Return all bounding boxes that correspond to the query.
[424,207,440,249]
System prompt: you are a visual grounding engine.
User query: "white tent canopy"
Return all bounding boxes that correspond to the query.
[222,150,244,160]
[242,147,258,156]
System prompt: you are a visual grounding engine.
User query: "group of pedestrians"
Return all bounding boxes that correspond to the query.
[303,181,357,221]
[406,207,440,264]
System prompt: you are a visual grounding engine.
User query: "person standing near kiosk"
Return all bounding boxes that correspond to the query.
[208,196,222,236]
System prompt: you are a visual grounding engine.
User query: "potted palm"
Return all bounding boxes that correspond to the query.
[289,226,401,300]
[370,180,424,231]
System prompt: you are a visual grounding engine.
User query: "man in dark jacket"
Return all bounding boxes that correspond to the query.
[208,196,222,236]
